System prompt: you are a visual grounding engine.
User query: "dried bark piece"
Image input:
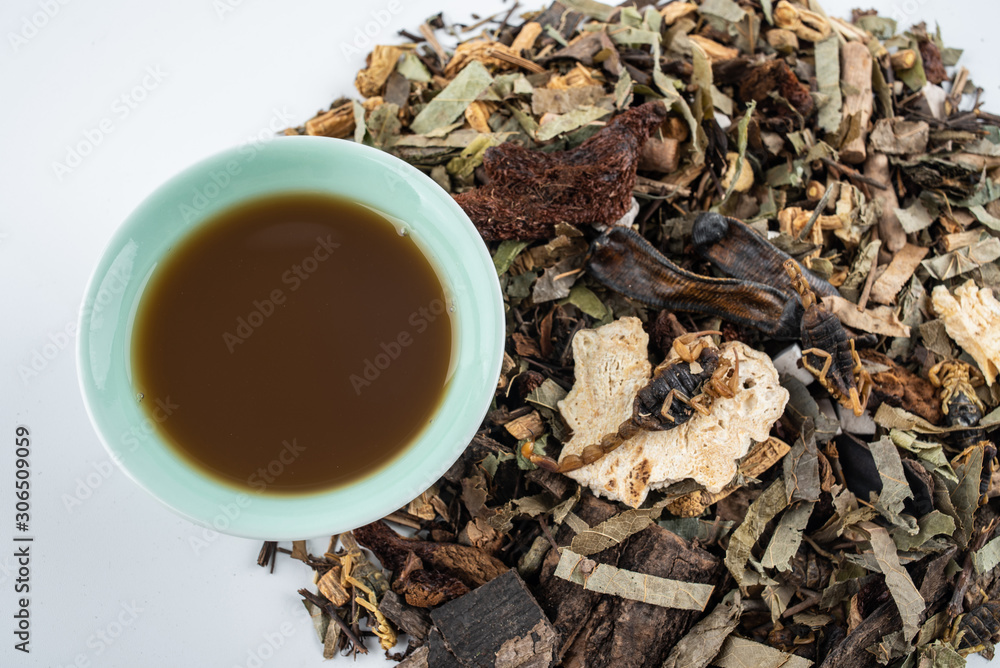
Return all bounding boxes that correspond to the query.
[378,590,433,642]
[561,525,722,668]
[869,118,930,155]
[864,153,907,253]
[353,521,507,588]
[535,492,621,661]
[454,102,667,240]
[932,280,1000,385]
[558,318,788,507]
[430,570,558,668]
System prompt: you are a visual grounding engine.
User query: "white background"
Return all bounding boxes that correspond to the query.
[2,0,998,666]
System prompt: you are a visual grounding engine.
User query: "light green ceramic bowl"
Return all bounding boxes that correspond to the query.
[78,137,505,540]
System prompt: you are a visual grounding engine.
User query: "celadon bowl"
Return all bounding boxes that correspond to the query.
[78,137,505,540]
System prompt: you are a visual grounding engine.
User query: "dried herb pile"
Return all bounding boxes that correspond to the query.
[262,1,1000,665]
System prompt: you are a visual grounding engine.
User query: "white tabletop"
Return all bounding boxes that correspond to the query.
[2,0,999,666]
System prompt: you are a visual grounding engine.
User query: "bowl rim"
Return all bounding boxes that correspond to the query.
[77,136,505,540]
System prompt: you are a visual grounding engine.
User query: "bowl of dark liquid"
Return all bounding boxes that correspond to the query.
[78,137,505,540]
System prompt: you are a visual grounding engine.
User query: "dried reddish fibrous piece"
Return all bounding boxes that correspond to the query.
[738,59,814,120]
[860,350,944,425]
[918,38,948,84]
[454,101,667,240]
[391,551,470,608]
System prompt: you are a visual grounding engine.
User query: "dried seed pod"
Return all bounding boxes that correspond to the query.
[454,101,668,240]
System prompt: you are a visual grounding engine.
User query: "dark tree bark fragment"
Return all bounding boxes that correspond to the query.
[454,102,668,240]
[738,59,814,121]
[431,569,559,668]
[534,492,622,661]
[563,525,722,668]
[379,590,434,642]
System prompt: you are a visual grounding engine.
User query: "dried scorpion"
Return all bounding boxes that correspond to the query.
[587,212,872,416]
[930,359,989,450]
[522,332,739,473]
[784,259,873,417]
[946,591,1000,657]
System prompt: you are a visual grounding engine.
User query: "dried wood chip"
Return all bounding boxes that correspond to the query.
[870,244,930,305]
[821,294,911,337]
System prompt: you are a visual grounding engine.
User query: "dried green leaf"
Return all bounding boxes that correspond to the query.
[446,134,502,178]
[551,485,582,525]
[555,548,714,610]
[526,378,568,412]
[614,70,633,109]
[725,479,789,585]
[713,636,812,668]
[761,502,814,571]
[897,38,929,92]
[922,237,1000,280]
[905,641,966,668]
[718,102,756,209]
[783,419,821,502]
[532,86,611,115]
[840,238,881,302]
[564,285,608,319]
[700,0,747,23]
[658,517,735,543]
[855,15,897,39]
[895,199,936,234]
[367,103,401,151]
[974,534,1000,573]
[870,436,916,529]
[762,581,796,621]
[480,451,515,479]
[492,240,530,276]
[410,61,494,135]
[866,524,924,642]
[891,511,956,552]
[559,0,616,21]
[949,443,985,549]
[816,36,843,134]
[535,105,611,141]
[760,0,774,24]
[661,591,742,668]
[890,430,958,484]
[570,507,663,556]
[397,52,431,83]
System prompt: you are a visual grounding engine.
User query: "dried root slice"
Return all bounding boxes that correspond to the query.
[555,318,788,507]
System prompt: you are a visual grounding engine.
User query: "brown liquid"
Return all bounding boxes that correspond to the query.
[131,192,452,494]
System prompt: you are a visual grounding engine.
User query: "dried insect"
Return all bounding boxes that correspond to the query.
[930,359,988,451]
[947,593,1000,656]
[523,332,739,473]
[784,259,873,417]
